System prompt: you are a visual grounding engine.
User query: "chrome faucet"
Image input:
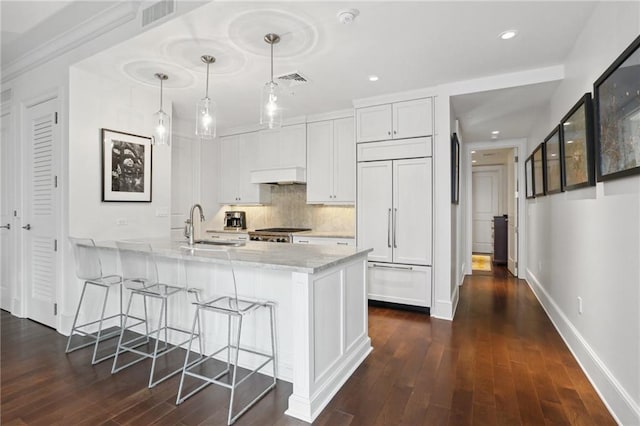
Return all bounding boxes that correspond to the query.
[188,204,205,246]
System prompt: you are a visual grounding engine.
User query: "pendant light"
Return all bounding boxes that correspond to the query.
[195,55,217,140]
[260,33,282,129]
[153,73,171,146]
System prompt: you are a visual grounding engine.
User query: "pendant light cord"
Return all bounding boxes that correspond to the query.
[159,78,163,110]
[205,62,210,98]
[270,41,274,84]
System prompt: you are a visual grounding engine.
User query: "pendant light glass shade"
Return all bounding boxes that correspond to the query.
[195,55,217,139]
[153,73,171,146]
[260,33,282,129]
[260,80,282,129]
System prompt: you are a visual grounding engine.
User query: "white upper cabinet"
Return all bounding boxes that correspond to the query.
[257,123,306,170]
[356,104,392,143]
[392,98,433,140]
[219,133,271,205]
[356,98,432,143]
[306,117,354,204]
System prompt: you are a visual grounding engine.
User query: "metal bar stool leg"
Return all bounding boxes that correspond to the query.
[149,297,167,388]
[91,284,111,364]
[112,290,136,374]
[66,281,90,353]
[228,314,243,426]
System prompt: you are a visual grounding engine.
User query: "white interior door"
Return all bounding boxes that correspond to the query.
[392,158,431,265]
[472,168,500,254]
[357,161,392,263]
[1,109,14,311]
[23,97,59,327]
[507,149,518,276]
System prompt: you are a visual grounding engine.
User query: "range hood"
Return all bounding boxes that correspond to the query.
[250,167,306,185]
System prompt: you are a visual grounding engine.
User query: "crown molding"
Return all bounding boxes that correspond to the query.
[1,2,141,84]
[306,108,353,123]
[352,87,437,109]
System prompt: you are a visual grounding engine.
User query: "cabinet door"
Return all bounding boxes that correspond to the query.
[237,132,260,203]
[306,120,333,203]
[333,117,355,203]
[279,124,306,168]
[392,98,432,139]
[356,104,392,143]
[219,135,239,204]
[357,161,392,263]
[392,158,432,265]
[257,129,279,170]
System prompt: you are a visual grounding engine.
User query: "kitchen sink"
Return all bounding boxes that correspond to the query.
[191,239,245,247]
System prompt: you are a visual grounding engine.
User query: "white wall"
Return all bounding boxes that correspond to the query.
[68,66,172,241]
[525,2,640,423]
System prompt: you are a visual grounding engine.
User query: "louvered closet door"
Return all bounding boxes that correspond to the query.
[24,98,59,327]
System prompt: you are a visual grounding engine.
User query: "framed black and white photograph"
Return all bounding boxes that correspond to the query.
[594,34,640,181]
[532,143,546,197]
[525,155,535,199]
[544,126,563,194]
[561,93,595,190]
[451,133,460,204]
[101,129,152,202]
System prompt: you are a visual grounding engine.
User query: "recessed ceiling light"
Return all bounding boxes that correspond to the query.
[368,75,379,82]
[567,140,574,144]
[551,153,557,157]
[472,160,477,164]
[338,9,359,24]
[491,130,500,135]
[471,150,476,154]
[499,30,518,40]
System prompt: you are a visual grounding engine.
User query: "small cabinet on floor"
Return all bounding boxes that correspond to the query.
[356,98,433,143]
[219,132,271,205]
[306,117,355,204]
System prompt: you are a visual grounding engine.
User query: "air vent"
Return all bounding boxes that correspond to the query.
[1,88,13,104]
[276,71,309,88]
[142,0,175,27]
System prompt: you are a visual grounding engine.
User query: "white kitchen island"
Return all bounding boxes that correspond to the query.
[92,239,373,423]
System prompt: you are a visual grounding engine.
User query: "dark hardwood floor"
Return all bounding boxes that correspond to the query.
[1,267,615,425]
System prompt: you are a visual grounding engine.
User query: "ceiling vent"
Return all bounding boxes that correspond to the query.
[276,71,309,88]
[142,0,175,27]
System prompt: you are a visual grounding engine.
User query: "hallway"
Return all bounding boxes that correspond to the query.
[1,269,615,425]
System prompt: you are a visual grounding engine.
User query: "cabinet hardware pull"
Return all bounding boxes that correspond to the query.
[369,263,413,271]
[22,224,31,230]
[337,242,348,245]
[238,237,247,240]
[393,208,397,248]
[393,130,397,135]
[0,224,9,230]
[387,131,391,136]
[387,208,392,248]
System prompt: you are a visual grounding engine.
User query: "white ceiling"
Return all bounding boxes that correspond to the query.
[3,1,600,139]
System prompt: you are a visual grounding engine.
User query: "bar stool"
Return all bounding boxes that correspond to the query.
[112,241,201,388]
[176,247,277,425]
[66,237,126,364]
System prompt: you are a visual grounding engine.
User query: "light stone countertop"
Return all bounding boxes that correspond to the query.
[94,238,371,274]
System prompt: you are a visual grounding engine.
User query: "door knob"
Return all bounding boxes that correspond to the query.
[0,224,9,230]
[22,224,31,230]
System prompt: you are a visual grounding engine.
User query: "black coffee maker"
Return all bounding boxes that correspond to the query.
[224,211,247,230]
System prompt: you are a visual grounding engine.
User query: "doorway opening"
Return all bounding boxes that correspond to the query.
[468,146,520,278]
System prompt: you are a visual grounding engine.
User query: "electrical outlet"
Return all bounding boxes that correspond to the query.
[577,296,583,315]
[116,218,128,225]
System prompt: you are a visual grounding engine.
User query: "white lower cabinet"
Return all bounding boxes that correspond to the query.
[367,263,431,307]
[292,236,354,246]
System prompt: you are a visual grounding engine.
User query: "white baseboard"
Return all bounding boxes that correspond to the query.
[525,269,640,425]
[432,285,459,321]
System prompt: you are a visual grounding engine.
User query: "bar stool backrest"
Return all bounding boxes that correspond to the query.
[69,237,103,281]
[116,241,159,288]
[183,247,240,312]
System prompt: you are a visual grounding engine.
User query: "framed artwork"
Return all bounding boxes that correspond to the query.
[451,133,460,204]
[525,155,535,199]
[561,93,595,190]
[594,34,640,181]
[101,129,152,202]
[532,143,546,197]
[544,126,563,194]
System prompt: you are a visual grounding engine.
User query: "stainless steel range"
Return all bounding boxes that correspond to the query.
[248,227,311,243]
